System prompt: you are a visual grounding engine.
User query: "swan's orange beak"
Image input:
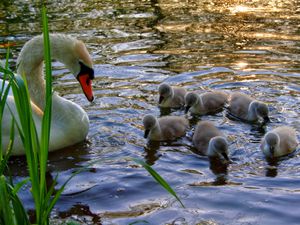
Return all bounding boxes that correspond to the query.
[77,62,95,102]
[78,74,94,102]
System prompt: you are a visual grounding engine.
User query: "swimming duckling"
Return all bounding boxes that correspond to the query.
[228,92,269,123]
[158,83,187,108]
[185,91,228,115]
[260,126,299,158]
[143,114,189,141]
[193,121,229,160]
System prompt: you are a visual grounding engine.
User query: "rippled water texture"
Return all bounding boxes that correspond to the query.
[1,0,300,224]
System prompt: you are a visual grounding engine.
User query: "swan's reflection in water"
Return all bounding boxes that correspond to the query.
[7,141,91,177]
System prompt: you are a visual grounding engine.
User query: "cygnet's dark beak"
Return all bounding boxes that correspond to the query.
[221,152,229,161]
[159,96,164,104]
[184,105,191,114]
[77,61,95,102]
[144,129,150,138]
[263,116,270,123]
[270,146,275,156]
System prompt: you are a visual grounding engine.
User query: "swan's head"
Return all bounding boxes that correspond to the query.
[184,92,199,113]
[253,101,269,122]
[158,83,173,104]
[262,132,279,157]
[143,114,157,138]
[71,40,95,102]
[16,34,95,102]
[208,136,229,161]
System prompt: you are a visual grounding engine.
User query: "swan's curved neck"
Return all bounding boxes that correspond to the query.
[16,34,78,110]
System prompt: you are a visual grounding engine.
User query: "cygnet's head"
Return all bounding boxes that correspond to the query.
[255,102,270,122]
[158,84,173,104]
[208,136,229,161]
[143,114,157,138]
[184,92,199,113]
[264,132,279,156]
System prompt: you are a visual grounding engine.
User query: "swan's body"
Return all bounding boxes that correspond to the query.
[1,34,94,155]
[158,83,186,108]
[143,114,188,141]
[260,126,299,158]
[192,121,229,160]
[228,92,269,123]
[185,91,228,115]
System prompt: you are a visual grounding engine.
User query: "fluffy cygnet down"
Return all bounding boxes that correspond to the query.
[260,126,299,158]
[158,83,187,108]
[228,92,269,123]
[185,91,228,115]
[143,114,189,141]
[192,121,229,160]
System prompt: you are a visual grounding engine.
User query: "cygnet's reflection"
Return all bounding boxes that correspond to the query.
[265,158,279,177]
[143,141,161,165]
[209,157,229,185]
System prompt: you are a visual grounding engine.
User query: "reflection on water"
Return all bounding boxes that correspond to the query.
[1,0,300,224]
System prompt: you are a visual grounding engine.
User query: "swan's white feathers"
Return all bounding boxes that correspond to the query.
[1,34,91,155]
[74,40,93,68]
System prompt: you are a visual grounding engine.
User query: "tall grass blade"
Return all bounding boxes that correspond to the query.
[0,118,15,175]
[9,181,31,225]
[44,165,92,218]
[132,158,185,208]
[9,74,44,224]
[40,5,52,199]
[0,47,12,162]
[0,175,30,225]
[12,178,30,195]
[0,175,15,225]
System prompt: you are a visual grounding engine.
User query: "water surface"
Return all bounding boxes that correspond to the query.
[1,0,300,224]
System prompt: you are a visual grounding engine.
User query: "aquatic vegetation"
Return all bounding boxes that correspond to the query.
[133,158,185,208]
[0,45,31,225]
[0,6,78,225]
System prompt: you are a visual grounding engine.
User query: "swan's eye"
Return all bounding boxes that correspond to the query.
[77,61,94,80]
[77,61,94,102]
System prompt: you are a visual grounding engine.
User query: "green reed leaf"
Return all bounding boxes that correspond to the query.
[132,158,185,208]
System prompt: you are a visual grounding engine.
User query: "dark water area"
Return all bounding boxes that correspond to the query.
[1,0,300,224]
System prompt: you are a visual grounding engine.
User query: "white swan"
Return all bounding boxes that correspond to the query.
[1,34,95,156]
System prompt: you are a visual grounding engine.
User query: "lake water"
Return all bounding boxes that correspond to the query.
[1,0,300,224]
